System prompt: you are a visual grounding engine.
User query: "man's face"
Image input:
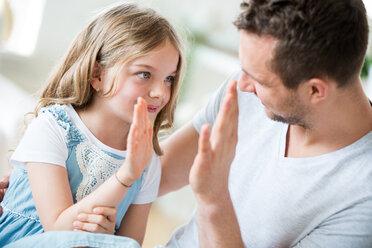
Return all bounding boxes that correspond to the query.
[238,31,309,127]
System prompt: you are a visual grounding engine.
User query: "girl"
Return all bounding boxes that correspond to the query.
[0,3,185,246]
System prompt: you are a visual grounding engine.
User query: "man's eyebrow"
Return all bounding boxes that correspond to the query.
[241,68,266,85]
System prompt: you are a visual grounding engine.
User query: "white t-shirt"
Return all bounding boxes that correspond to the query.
[164,71,372,248]
[11,104,161,204]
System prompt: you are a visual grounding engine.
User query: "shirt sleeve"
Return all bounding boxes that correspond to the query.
[193,70,241,134]
[11,111,68,169]
[132,152,161,204]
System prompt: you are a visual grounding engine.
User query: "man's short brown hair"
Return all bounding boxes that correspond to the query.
[234,0,369,89]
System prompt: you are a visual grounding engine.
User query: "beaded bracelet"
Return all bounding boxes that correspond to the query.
[114,172,132,188]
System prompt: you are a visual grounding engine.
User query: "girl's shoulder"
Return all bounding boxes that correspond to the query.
[26,104,67,135]
[39,104,71,126]
[38,104,85,145]
[11,105,70,169]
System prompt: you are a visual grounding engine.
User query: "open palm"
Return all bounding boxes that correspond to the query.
[189,81,239,204]
[122,97,153,183]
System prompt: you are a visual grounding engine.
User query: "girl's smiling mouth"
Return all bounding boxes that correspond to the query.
[147,105,159,113]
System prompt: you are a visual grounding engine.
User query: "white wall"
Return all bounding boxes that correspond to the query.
[0,0,242,93]
[0,0,135,92]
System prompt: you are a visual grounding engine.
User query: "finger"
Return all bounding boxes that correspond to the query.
[134,97,142,130]
[0,187,8,202]
[142,100,151,137]
[139,98,149,145]
[0,175,10,188]
[0,189,4,202]
[224,83,239,135]
[93,206,117,223]
[141,98,148,129]
[131,103,139,137]
[137,97,152,144]
[198,124,212,158]
[210,93,233,144]
[133,102,140,127]
[214,95,238,151]
[77,213,110,230]
[213,86,234,130]
[128,103,140,148]
[148,122,153,145]
[220,81,238,125]
[228,80,239,118]
[226,80,238,98]
[137,97,146,131]
[211,81,238,141]
[73,221,105,233]
[228,82,239,139]
[191,124,212,186]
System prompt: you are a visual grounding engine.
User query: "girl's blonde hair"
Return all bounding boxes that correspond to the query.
[34,3,186,155]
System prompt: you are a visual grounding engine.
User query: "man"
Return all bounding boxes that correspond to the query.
[1,0,372,247]
[159,0,372,247]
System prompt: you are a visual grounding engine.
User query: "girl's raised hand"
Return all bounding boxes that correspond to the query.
[117,97,153,186]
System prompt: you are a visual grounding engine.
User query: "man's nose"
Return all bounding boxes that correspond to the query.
[238,77,256,93]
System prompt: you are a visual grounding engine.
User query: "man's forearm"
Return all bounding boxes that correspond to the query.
[196,193,244,248]
[190,80,242,247]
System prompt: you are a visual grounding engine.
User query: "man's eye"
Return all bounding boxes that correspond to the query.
[138,72,151,79]
[165,76,175,84]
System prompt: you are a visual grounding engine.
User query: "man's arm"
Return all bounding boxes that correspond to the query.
[189,80,244,247]
[0,175,9,216]
[159,122,199,196]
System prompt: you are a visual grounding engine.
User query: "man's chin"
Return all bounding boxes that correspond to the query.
[265,108,288,123]
[265,108,277,120]
[266,109,307,128]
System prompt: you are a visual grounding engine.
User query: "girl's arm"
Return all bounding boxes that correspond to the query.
[27,98,153,233]
[73,206,117,234]
[71,203,151,244]
[27,163,128,231]
[72,203,151,244]
[116,203,152,245]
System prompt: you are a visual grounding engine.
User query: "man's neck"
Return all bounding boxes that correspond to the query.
[285,83,372,158]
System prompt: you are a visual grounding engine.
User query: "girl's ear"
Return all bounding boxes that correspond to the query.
[90,62,103,90]
[306,78,329,104]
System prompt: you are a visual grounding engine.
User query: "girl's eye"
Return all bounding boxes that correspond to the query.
[164,76,175,86]
[137,72,151,79]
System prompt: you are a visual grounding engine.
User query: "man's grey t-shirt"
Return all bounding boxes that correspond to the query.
[164,71,372,248]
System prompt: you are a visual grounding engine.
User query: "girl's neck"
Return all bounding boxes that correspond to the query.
[76,105,130,151]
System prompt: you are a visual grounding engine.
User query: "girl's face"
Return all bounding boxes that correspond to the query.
[95,40,179,124]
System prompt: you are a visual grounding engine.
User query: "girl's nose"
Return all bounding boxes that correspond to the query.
[149,81,166,98]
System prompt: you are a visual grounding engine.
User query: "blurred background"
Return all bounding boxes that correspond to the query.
[0,0,372,247]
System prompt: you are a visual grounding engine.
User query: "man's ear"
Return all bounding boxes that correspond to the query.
[306,78,329,104]
[90,62,103,90]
